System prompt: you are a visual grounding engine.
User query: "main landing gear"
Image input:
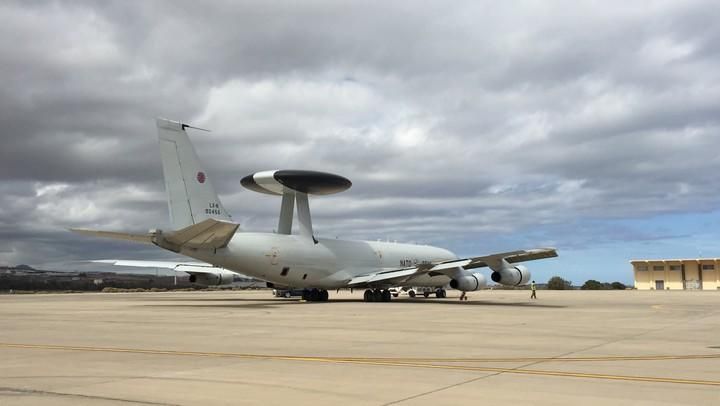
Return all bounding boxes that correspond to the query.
[302,288,329,302]
[363,289,392,302]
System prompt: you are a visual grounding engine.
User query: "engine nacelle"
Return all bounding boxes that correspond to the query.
[491,265,531,286]
[449,272,487,291]
[187,272,234,286]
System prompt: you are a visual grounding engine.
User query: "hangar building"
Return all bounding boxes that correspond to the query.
[631,259,719,290]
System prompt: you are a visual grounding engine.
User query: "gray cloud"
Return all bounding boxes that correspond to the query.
[1,1,720,268]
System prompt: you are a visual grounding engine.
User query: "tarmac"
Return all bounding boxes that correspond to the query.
[1,289,719,405]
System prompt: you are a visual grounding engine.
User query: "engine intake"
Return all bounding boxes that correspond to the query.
[491,265,531,286]
[449,272,487,291]
[188,273,233,286]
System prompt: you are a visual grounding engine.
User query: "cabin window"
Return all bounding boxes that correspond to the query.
[280,267,290,276]
[302,274,308,280]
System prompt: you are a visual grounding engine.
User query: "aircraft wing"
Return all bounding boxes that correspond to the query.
[92,259,241,279]
[347,267,418,286]
[93,259,219,273]
[431,248,558,272]
[347,248,558,287]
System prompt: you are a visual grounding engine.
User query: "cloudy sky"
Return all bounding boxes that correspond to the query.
[2,0,720,283]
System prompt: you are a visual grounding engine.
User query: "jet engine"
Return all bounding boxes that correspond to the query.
[187,272,233,286]
[449,271,487,291]
[491,265,531,286]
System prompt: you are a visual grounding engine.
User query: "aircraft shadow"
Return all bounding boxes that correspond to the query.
[331,299,566,308]
[141,301,301,310]
[141,297,566,309]
[148,297,294,303]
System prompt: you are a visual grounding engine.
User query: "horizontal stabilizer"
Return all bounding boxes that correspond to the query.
[163,218,239,250]
[70,229,153,244]
[73,218,239,251]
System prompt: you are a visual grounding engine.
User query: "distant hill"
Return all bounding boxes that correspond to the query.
[15,264,35,271]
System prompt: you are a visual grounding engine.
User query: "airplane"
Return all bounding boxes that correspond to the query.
[72,118,558,302]
[89,259,240,286]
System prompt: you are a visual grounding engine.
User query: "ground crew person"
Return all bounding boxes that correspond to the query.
[530,280,537,299]
[459,291,467,301]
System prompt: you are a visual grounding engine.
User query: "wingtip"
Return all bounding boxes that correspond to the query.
[90,259,119,264]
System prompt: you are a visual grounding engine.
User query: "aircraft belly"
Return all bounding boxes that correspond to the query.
[221,233,338,288]
[188,233,459,290]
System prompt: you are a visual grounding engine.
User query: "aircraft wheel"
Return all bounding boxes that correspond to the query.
[320,290,329,302]
[363,289,373,302]
[423,292,430,298]
[440,289,447,298]
[408,290,416,298]
[372,289,383,302]
[382,290,391,302]
[302,289,310,300]
[310,288,320,301]
[392,294,399,298]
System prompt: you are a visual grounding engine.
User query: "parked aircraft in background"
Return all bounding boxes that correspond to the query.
[73,118,557,302]
[91,259,240,286]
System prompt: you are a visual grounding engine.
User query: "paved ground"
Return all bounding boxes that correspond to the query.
[1,289,719,405]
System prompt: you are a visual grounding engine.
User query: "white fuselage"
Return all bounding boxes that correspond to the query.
[182,232,458,289]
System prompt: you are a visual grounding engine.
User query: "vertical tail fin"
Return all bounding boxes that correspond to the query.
[156,118,232,230]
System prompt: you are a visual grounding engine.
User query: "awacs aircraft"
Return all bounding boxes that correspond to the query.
[73,118,557,302]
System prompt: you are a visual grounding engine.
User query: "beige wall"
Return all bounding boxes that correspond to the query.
[651,267,666,289]
[685,262,700,281]
[665,267,683,290]
[634,268,652,289]
[632,260,720,290]
[699,260,719,290]
[703,270,718,290]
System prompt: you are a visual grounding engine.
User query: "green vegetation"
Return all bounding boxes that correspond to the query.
[581,279,604,290]
[581,280,627,290]
[547,276,572,290]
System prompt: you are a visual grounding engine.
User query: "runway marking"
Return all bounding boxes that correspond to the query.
[3,343,716,363]
[0,386,175,405]
[2,343,719,387]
